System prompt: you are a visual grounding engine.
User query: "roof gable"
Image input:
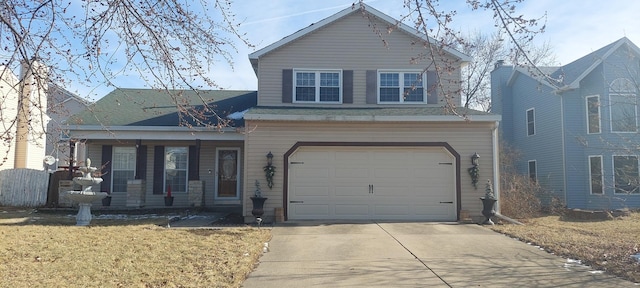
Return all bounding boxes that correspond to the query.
[506,37,640,92]
[248,3,470,73]
[67,89,257,127]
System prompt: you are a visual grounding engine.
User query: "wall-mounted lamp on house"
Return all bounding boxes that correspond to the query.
[471,152,480,166]
[266,151,274,166]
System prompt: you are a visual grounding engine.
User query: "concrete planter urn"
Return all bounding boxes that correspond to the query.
[250,196,267,217]
[480,180,497,225]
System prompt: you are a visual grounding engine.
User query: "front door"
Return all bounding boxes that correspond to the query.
[215,148,240,200]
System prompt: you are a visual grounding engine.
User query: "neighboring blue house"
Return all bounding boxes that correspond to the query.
[492,37,640,210]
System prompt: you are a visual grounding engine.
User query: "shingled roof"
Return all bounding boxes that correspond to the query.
[67,89,257,127]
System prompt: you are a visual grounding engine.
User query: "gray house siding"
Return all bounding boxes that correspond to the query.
[509,74,566,202]
[493,38,640,210]
[490,66,514,142]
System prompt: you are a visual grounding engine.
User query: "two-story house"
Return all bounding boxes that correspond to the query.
[67,4,500,222]
[492,37,640,210]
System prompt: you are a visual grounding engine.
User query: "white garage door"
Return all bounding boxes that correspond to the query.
[288,146,456,221]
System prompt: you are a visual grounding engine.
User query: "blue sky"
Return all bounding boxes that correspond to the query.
[77,0,640,99]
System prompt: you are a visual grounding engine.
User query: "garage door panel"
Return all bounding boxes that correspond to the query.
[291,204,329,218]
[289,147,456,221]
[334,168,369,178]
[334,185,368,196]
[335,204,369,216]
[374,204,409,216]
[294,186,330,196]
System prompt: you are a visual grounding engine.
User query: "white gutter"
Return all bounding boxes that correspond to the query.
[66,125,243,141]
[493,120,501,213]
[244,114,501,122]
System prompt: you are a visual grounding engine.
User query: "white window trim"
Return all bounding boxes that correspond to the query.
[165,146,188,193]
[377,70,427,104]
[526,108,535,136]
[111,146,136,193]
[585,95,601,134]
[528,160,537,182]
[214,147,242,200]
[293,69,342,103]
[609,93,637,133]
[612,154,640,194]
[588,155,603,195]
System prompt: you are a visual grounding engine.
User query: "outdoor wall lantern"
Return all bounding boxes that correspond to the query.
[264,151,275,189]
[471,152,480,166]
[468,152,480,189]
[266,151,274,166]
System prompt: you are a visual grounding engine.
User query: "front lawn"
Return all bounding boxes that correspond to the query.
[492,212,640,283]
[0,208,270,288]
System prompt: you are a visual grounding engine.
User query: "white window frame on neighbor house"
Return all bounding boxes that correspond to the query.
[589,155,604,195]
[293,69,342,103]
[585,95,601,134]
[609,78,637,133]
[377,70,427,104]
[165,146,188,193]
[112,146,136,193]
[528,160,537,182]
[613,155,639,194]
[526,108,535,136]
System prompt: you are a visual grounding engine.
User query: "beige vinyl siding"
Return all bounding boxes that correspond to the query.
[244,120,496,220]
[256,12,461,107]
[86,139,243,207]
[0,69,18,170]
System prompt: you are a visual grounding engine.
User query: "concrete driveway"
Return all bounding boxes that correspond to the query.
[243,222,635,287]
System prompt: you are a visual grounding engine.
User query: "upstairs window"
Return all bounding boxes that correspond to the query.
[586,96,601,134]
[378,71,425,103]
[526,108,535,136]
[294,70,341,103]
[610,78,637,132]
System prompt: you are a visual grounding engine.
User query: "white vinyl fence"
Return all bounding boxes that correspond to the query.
[0,169,49,207]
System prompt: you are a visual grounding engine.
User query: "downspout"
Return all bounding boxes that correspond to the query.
[493,120,500,212]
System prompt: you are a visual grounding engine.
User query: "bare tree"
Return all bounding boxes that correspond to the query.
[357,0,559,115]
[0,0,250,167]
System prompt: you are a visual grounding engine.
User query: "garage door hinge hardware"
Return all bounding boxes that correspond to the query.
[439,201,453,204]
[369,184,374,194]
[439,162,453,165]
[290,200,304,203]
[290,161,304,164]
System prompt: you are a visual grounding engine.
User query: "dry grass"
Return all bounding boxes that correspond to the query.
[0,208,270,288]
[492,213,640,283]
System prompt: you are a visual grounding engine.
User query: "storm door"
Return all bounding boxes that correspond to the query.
[215,148,240,200]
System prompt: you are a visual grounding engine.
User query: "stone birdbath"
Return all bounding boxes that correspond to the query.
[64,158,107,226]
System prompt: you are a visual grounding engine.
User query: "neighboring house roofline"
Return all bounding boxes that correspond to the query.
[505,37,640,93]
[49,83,92,107]
[563,37,640,90]
[248,3,471,74]
[506,66,560,90]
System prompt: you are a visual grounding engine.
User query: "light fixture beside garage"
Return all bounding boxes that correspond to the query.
[264,151,275,189]
[468,152,480,189]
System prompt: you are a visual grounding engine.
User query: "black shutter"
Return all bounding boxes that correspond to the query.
[153,146,164,194]
[135,145,147,180]
[427,70,438,104]
[101,145,112,193]
[282,69,293,103]
[366,70,377,104]
[188,145,198,181]
[342,70,353,104]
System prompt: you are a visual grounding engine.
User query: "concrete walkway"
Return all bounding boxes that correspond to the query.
[243,222,635,287]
